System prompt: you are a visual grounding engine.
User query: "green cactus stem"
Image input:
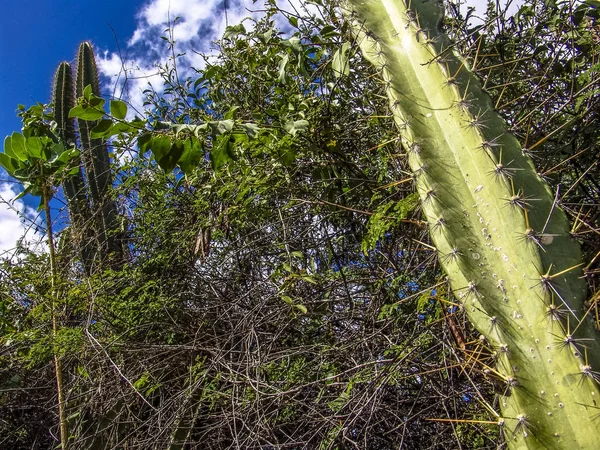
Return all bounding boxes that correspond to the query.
[75,42,123,266]
[53,61,95,275]
[342,0,600,448]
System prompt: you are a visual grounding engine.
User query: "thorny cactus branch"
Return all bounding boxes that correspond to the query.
[341,0,600,448]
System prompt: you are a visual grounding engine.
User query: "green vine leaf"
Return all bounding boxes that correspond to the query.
[278,54,289,84]
[69,105,104,121]
[178,138,203,175]
[210,135,234,170]
[284,119,309,136]
[110,99,128,120]
[332,42,351,78]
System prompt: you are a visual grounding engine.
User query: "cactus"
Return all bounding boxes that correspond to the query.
[342,0,600,447]
[53,61,95,275]
[75,42,123,265]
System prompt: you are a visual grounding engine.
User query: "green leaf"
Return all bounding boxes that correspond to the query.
[16,183,42,202]
[162,140,185,172]
[4,136,16,160]
[172,124,196,136]
[288,16,299,28]
[69,105,105,121]
[223,24,246,39]
[68,105,85,119]
[301,275,317,285]
[361,193,420,253]
[258,29,273,44]
[88,96,106,109]
[294,304,307,314]
[332,42,351,78]
[209,120,234,136]
[10,133,28,161]
[51,144,76,166]
[110,99,127,120]
[148,135,177,171]
[202,65,218,82]
[178,138,202,175]
[45,142,65,164]
[279,146,297,166]
[192,123,209,138]
[327,390,350,412]
[112,122,137,134]
[83,84,93,100]
[137,133,152,152]
[278,54,289,84]
[281,36,302,53]
[133,372,149,390]
[320,25,338,38]
[284,119,309,136]
[224,106,239,120]
[25,136,43,158]
[240,123,261,139]
[130,116,147,129]
[210,135,234,170]
[91,119,114,138]
[281,295,294,305]
[0,152,17,175]
[12,173,29,184]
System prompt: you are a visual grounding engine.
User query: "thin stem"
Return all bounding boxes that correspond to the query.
[42,183,68,450]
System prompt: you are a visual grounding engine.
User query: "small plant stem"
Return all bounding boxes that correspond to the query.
[42,183,68,450]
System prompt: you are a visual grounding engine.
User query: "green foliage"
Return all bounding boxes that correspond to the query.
[1,105,79,206]
[2,1,599,449]
[361,192,419,253]
[331,41,351,77]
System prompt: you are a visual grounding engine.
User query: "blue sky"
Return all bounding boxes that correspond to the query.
[0,0,502,255]
[0,1,141,141]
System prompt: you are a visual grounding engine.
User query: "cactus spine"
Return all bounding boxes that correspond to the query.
[343,0,600,447]
[53,62,95,275]
[75,42,123,266]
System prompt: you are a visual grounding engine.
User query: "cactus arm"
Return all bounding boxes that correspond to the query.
[342,0,600,447]
[54,62,77,145]
[75,42,123,264]
[53,61,95,275]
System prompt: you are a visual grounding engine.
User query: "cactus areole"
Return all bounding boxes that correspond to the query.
[342,0,600,447]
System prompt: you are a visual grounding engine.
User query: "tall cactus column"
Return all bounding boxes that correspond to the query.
[53,61,95,275]
[75,42,123,266]
[342,0,600,448]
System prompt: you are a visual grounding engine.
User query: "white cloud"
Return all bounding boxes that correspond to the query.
[0,182,44,257]
[131,0,218,44]
[97,49,162,118]
[97,0,261,114]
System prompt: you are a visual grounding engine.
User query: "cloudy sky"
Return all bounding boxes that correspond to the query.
[0,0,516,256]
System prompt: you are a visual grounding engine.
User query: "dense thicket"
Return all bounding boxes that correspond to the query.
[1,1,598,448]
